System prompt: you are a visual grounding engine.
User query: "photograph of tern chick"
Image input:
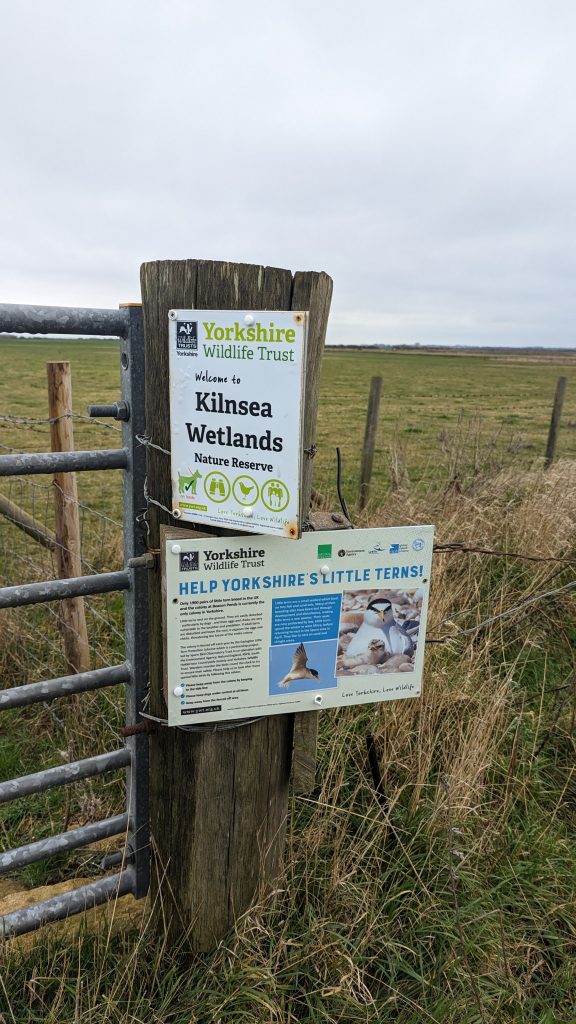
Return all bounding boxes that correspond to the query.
[337,588,423,675]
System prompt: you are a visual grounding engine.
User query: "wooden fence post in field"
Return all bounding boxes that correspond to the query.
[46,361,90,674]
[544,376,567,469]
[141,259,332,952]
[358,375,382,511]
[0,492,57,550]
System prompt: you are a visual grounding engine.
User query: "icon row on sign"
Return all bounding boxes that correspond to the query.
[178,471,290,511]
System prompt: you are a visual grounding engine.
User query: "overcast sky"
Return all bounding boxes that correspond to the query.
[2,1,575,347]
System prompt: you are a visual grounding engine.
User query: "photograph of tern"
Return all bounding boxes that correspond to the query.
[337,588,423,676]
[269,639,338,696]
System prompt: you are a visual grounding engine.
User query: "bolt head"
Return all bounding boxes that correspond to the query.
[321,564,330,575]
[171,543,181,554]
[172,508,182,519]
[244,314,254,326]
[243,507,254,517]
[173,685,184,697]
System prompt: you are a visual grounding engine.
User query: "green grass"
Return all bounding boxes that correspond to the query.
[2,339,576,513]
[314,347,576,506]
[1,342,576,1022]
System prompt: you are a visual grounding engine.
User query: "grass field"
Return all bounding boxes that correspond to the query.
[1,340,576,1022]
[2,339,576,512]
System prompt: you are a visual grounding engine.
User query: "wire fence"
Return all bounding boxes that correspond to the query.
[310,410,575,514]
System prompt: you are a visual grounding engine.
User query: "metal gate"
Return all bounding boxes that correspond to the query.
[0,302,149,937]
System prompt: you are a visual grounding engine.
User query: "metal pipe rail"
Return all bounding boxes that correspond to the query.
[0,814,129,874]
[0,449,128,476]
[0,663,131,710]
[0,570,131,609]
[0,303,129,338]
[0,870,135,938]
[0,749,131,803]
[0,300,149,936]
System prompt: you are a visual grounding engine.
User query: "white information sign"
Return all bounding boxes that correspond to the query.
[164,525,434,726]
[169,309,307,538]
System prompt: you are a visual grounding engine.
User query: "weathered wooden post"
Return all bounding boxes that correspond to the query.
[544,376,567,469]
[140,259,332,951]
[46,361,90,674]
[0,492,57,550]
[358,375,382,511]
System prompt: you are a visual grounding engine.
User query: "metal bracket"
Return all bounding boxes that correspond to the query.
[88,402,130,421]
[127,553,156,570]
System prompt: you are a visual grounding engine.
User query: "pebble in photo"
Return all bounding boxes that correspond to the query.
[337,588,423,676]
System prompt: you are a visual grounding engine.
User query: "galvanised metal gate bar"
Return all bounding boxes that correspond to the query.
[0,570,131,607]
[0,302,149,938]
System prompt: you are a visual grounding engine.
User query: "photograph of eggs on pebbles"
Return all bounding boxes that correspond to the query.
[337,588,423,675]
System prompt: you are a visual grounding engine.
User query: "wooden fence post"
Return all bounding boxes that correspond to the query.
[46,361,90,674]
[358,375,382,511]
[140,259,332,951]
[0,492,57,551]
[544,376,567,469]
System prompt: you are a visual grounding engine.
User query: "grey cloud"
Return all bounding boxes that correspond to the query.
[1,0,575,345]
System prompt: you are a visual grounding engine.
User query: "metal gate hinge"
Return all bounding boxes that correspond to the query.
[127,553,156,570]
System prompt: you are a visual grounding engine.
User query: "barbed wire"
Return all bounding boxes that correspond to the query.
[0,420,51,438]
[433,541,576,565]
[0,411,121,431]
[0,413,64,427]
[136,434,170,455]
[71,413,122,433]
[426,579,576,643]
[0,413,122,456]
[143,478,174,517]
[0,442,42,454]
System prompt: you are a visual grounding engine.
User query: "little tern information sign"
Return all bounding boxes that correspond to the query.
[164,525,434,726]
[169,309,307,537]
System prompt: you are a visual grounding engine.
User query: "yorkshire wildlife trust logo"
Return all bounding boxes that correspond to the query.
[176,321,198,353]
[179,551,199,572]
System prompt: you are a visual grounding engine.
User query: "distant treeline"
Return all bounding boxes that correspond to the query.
[325,343,576,356]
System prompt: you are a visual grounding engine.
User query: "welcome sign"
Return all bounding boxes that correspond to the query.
[169,310,307,537]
